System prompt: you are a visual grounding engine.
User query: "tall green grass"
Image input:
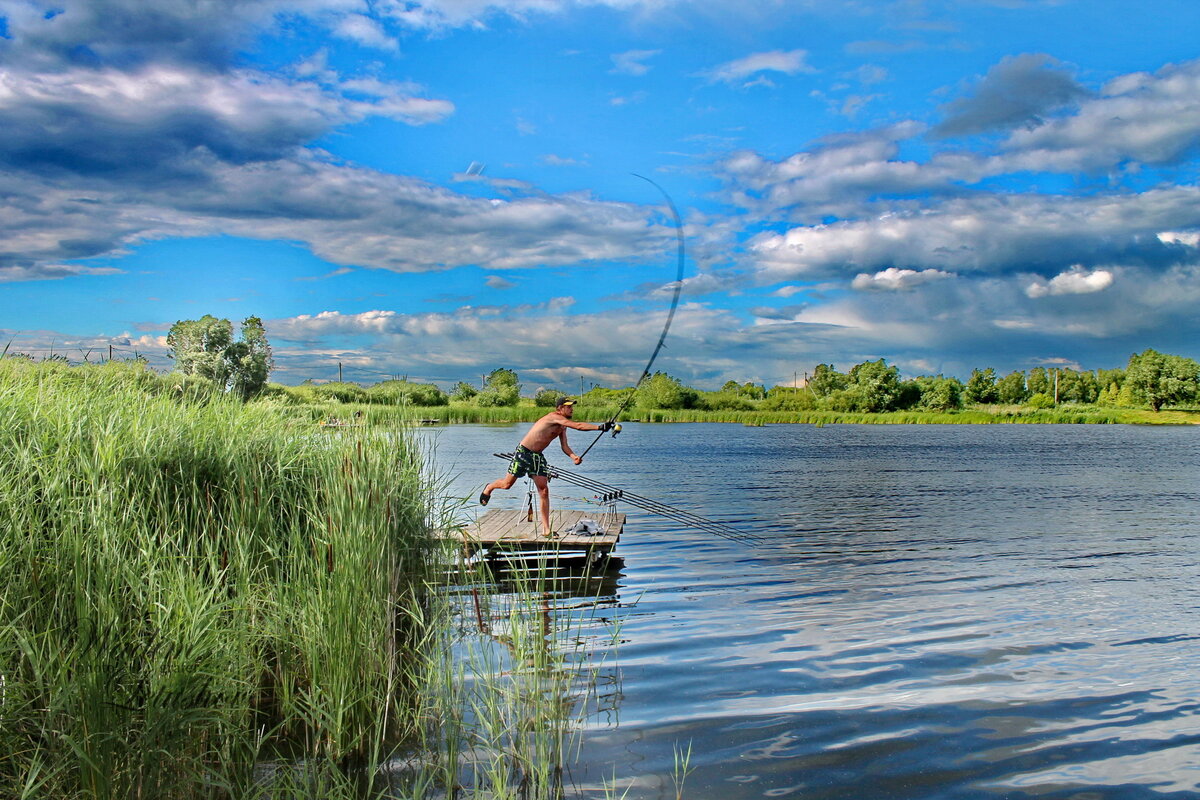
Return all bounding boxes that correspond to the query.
[1,358,628,799]
[0,358,440,798]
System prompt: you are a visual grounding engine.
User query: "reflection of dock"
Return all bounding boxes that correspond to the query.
[459,509,624,567]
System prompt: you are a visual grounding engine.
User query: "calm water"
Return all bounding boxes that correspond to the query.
[417,422,1200,799]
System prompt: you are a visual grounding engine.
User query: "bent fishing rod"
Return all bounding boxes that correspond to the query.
[577,173,686,460]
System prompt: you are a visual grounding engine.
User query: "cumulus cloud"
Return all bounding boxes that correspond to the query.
[933,53,1087,138]
[747,188,1200,284]
[485,275,516,289]
[1000,58,1200,171]
[0,64,453,179]
[0,0,676,281]
[702,49,816,86]
[852,267,955,291]
[1025,266,1114,298]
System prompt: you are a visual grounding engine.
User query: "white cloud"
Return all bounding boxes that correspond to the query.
[485,275,515,289]
[746,188,1200,283]
[702,49,816,85]
[333,13,400,50]
[610,49,660,76]
[1025,266,1114,298]
[852,267,955,291]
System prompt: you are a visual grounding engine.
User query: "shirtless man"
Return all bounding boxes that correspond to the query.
[479,397,614,537]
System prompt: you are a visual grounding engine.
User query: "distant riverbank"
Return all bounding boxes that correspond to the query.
[296,401,1200,427]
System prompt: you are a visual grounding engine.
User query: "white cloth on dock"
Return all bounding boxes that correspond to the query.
[563,518,606,536]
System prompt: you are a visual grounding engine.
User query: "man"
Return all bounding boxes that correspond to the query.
[480,397,614,538]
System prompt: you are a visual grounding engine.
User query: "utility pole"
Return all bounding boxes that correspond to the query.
[1054,369,1059,404]
[338,362,343,383]
[108,344,113,361]
[580,375,585,396]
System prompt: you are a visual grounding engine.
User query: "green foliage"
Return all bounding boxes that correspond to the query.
[366,379,448,406]
[166,314,233,382]
[1027,392,1056,409]
[533,388,562,407]
[808,363,849,397]
[696,390,756,411]
[762,386,817,411]
[635,371,698,410]
[1125,348,1200,411]
[450,380,478,402]
[1027,367,1050,396]
[583,385,635,407]
[965,367,999,404]
[312,380,369,404]
[996,371,1029,404]
[840,358,905,412]
[913,375,965,410]
[0,357,439,797]
[166,314,275,398]
[476,367,520,407]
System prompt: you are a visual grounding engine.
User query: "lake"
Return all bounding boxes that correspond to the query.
[416,422,1200,799]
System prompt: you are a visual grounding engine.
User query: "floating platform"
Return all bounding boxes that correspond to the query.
[457,508,625,568]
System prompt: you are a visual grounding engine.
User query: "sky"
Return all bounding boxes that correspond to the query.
[3,0,1200,391]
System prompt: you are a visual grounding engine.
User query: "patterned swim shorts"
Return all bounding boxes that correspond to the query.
[508,444,550,478]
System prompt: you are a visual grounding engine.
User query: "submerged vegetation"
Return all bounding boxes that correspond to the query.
[0,357,614,799]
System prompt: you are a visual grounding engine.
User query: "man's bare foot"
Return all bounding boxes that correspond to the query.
[479,491,491,506]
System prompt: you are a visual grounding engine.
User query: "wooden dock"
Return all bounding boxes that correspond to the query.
[457,508,625,566]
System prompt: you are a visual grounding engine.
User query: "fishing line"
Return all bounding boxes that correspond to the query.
[578,173,686,460]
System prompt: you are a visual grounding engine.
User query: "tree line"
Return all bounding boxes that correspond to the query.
[164,316,1199,413]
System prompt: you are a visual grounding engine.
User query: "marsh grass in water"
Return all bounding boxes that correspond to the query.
[0,358,444,798]
[1,358,628,799]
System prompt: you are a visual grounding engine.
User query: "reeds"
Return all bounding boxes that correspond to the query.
[1,358,626,799]
[0,358,440,798]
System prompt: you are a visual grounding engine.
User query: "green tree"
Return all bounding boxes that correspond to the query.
[964,367,999,404]
[808,363,849,397]
[533,388,561,407]
[1027,367,1050,396]
[450,381,478,402]
[996,371,1028,404]
[367,379,448,406]
[167,315,233,384]
[1125,349,1200,411]
[635,372,697,409]
[913,375,964,411]
[167,315,274,397]
[476,368,521,406]
[226,316,273,399]
[844,358,904,412]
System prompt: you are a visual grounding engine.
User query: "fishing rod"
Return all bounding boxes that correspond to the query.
[494,453,761,543]
[577,173,686,460]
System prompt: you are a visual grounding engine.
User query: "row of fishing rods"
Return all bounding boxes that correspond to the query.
[494,452,763,544]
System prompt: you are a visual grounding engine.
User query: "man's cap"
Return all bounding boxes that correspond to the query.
[556,396,576,407]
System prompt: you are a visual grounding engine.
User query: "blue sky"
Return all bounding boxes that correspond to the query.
[4,0,1200,391]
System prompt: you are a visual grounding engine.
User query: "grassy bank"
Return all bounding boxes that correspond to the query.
[0,359,444,798]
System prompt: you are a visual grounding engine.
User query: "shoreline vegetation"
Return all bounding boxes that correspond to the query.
[303,401,1200,427]
[0,357,609,799]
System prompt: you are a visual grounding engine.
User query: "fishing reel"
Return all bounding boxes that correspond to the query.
[610,423,622,438]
